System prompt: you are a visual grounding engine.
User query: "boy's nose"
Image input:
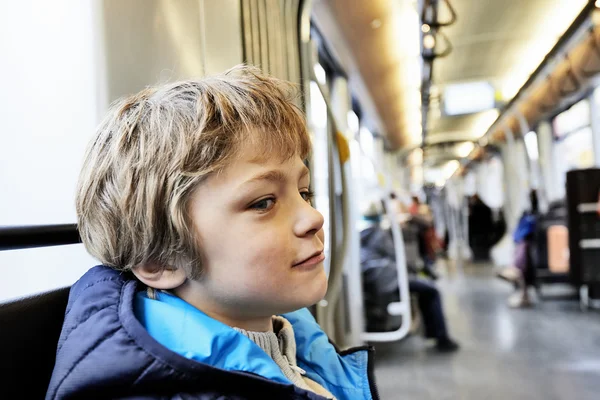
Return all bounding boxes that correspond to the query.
[294,200,325,237]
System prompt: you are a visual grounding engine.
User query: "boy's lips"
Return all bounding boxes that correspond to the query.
[293,250,325,268]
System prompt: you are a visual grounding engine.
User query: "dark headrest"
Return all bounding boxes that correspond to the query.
[0,287,70,399]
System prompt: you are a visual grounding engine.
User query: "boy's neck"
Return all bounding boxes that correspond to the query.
[174,283,274,332]
[203,311,274,332]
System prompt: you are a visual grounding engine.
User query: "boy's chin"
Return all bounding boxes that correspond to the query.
[283,275,329,314]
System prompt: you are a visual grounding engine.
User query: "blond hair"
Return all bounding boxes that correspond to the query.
[76,65,310,279]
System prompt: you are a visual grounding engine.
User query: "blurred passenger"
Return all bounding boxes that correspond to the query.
[409,195,440,280]
[468,194,504,261]
[360,205,460,352]
[46,66,377,399]
[499,191,538,308]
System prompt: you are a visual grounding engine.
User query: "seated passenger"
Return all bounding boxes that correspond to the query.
[46,66,378,400]
[408,195,439,280]
[360,206,459,352]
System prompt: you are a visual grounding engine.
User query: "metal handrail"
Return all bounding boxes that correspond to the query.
[0,224,80,251]
[360,144,412,343]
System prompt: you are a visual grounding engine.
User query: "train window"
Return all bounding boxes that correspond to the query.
[550,97,595,198]
[354,127,381,213]
[524,131,539,161]
[551,98,595,194]
[0,2,104,301]
[0,2,101,227]
[553,99,590,138]
[555,126,595,170]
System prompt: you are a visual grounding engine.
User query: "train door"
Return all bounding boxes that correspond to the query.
[301,16,412,346]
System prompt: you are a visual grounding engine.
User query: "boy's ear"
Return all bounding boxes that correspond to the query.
[132,263,187,290]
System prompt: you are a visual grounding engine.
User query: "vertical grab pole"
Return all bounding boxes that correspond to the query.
[361,140,411,342]
[516,111,547,211]
[589,88,600,167]
[503,124,518,233]
[310,75,411,343]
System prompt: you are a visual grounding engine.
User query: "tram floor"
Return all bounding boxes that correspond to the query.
[373,263,600,400]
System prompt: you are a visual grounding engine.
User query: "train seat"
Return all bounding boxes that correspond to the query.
[0,287,70,398]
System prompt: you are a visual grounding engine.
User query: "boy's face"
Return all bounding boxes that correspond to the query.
[183,141,327,318]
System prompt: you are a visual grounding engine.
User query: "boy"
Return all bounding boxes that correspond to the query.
[46,66,379,400]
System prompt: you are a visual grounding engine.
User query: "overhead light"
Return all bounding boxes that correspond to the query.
[394,7,421,57]
[472,109,500,137]
[596,0,600,8]
[500,80,522,101]
[443,160,460,179]
[408,148,423,166]
[402,59,422,84]
[402,89,422,109]
[422,24,431,33]
[388,0,426,145]
[456,142,475,158]
[313,63,327,85]
[423,33,436,49]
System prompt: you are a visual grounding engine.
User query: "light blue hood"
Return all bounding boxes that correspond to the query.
[134,291,374,400]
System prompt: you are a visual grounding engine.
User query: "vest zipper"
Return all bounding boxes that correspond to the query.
[335,345,380,400]
[366,346,380,400]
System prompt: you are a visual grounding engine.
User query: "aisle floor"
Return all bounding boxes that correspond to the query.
[373,264,600,400]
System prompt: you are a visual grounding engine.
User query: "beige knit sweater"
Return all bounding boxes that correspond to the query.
[234,316,336,399]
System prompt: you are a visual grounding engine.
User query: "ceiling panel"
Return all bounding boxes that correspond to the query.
[315,0,423,149]
[434,0,573,85]
[426,0,588,150]
[429,113,476,132]
[313,0,588,154]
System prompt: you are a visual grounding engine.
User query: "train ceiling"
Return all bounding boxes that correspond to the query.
[312,0,588,165]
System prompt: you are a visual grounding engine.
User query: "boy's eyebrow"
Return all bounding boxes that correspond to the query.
[244,170,287,186]
[242,166,310,187]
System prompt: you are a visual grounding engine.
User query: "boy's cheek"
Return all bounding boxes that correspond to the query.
[242,236,290,266]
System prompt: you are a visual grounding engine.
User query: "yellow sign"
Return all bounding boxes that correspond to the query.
[336,131,350,164]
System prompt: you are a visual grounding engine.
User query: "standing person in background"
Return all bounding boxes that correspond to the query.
[499,191,538,308]
[468,194,495,261]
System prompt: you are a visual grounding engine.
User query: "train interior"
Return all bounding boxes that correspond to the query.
[2,1,600,399]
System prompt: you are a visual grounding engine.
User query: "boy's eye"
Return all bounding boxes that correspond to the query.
[250,198,276,211]
[301,190,315,205]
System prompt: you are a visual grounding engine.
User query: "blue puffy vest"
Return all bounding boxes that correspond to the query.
[46,266,379,400]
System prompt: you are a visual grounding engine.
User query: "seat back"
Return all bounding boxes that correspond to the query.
[0,287,70,399]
